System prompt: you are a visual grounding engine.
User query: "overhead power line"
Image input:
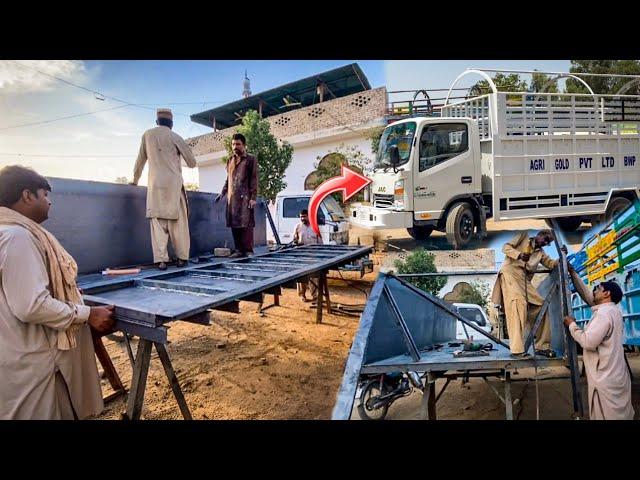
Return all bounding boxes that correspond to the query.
[0,152,132,158]
[0,104,131,131]
[6,61,191,117]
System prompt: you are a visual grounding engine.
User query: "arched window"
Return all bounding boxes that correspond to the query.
[304,152,347,190]
[443,281,473,303]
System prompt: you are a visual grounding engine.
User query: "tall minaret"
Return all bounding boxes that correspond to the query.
[242,70,251,98]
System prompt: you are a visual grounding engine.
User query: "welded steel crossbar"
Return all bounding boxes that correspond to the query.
[79,244,371,343]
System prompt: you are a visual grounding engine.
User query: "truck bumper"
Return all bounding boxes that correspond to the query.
[349,204,413,230]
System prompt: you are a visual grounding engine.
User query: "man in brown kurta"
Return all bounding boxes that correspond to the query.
[131,108,197,270]
[215,133,258,258]
[491,230,558,356]
[0,165,115,420]
[565,269,634,420]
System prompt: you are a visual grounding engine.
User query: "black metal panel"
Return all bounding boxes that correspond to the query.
[80,245,372,343]
[44,177,266,274]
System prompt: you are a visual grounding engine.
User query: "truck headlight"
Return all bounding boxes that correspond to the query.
[394,179,405,197]
[394,179,405,209]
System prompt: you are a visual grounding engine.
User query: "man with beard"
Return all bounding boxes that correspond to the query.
[215,133,258,258]
[0,165,115,419]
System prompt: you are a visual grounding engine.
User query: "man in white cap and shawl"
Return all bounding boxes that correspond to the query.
[131,108,198,270]
[0,165,115,419]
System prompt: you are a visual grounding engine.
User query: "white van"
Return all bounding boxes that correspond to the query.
[453,302,492,342]
[269,191,351,245]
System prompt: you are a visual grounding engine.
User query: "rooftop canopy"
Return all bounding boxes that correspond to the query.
[190,63,371,129]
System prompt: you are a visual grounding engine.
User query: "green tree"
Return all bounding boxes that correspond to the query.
[393,249,447,296]
[468,73,528,97]
[222,110,294,203]
[368,125,386,155]
[566,60,640,95]
[184,182,199,191]
[456,280,491,309]
[530,71,558,93]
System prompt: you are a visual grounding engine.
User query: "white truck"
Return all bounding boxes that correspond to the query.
[351,69,640,248]
[269,191,351,245]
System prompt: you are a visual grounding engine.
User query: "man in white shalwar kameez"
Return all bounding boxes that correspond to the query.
[565,266,635,420]
[131,108,197,270]
[0,165,115,420]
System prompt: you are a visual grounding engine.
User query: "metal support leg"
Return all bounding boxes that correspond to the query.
[154,342,192,420]
[504,371,513,420]
[92,330,127,403]
[316,274,324,324]
[124,333,135,370]
[124,338,152,420]
[420,373,437,420]
[323,273,332,315]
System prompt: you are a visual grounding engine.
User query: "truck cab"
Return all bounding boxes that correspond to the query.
[270,191,350,245]
[351,117,486,248]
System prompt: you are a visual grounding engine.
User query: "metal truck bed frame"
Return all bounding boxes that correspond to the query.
[332,266,581,421]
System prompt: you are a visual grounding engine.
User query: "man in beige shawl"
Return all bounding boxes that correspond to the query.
[131,108,197,270]
[565,267,635,420]
[0,165,115,420]
[491,230,558,357]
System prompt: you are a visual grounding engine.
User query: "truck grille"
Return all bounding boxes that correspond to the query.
[373,193,394,208]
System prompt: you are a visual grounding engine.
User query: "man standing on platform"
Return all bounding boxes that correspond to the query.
[131,108,197,270]
[215,133,258,258]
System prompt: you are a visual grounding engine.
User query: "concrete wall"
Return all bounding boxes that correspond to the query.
[45,177,266,274]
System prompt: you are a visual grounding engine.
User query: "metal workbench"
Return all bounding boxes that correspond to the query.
[78,244,372,420]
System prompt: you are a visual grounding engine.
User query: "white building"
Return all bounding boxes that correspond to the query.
[186,63,388,194]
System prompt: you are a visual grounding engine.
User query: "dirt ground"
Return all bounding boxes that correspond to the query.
[95,218,630,420]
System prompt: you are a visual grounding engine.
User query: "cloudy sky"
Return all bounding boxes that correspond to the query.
[0,59,571,185]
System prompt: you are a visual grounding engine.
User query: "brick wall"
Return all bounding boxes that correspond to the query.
[187,86,388,156]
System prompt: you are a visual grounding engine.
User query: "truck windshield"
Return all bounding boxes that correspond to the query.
[322,196,347,221]
[374,121,416,169]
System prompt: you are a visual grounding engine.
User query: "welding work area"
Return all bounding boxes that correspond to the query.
[1,171,638,420]
[1,72,639,421]
[45,178,372,420]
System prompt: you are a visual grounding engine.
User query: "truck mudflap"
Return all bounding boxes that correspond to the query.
[349,204,413,230]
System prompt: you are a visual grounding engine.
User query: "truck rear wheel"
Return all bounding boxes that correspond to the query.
[545,217,582,232]
[407,225,433,241]
[604,197,632,223]
[446,202,475,249]
[590,197,633,227]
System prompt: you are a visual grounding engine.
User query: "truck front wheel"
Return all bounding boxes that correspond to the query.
[407,225,433,241]
[446,202,475,249]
